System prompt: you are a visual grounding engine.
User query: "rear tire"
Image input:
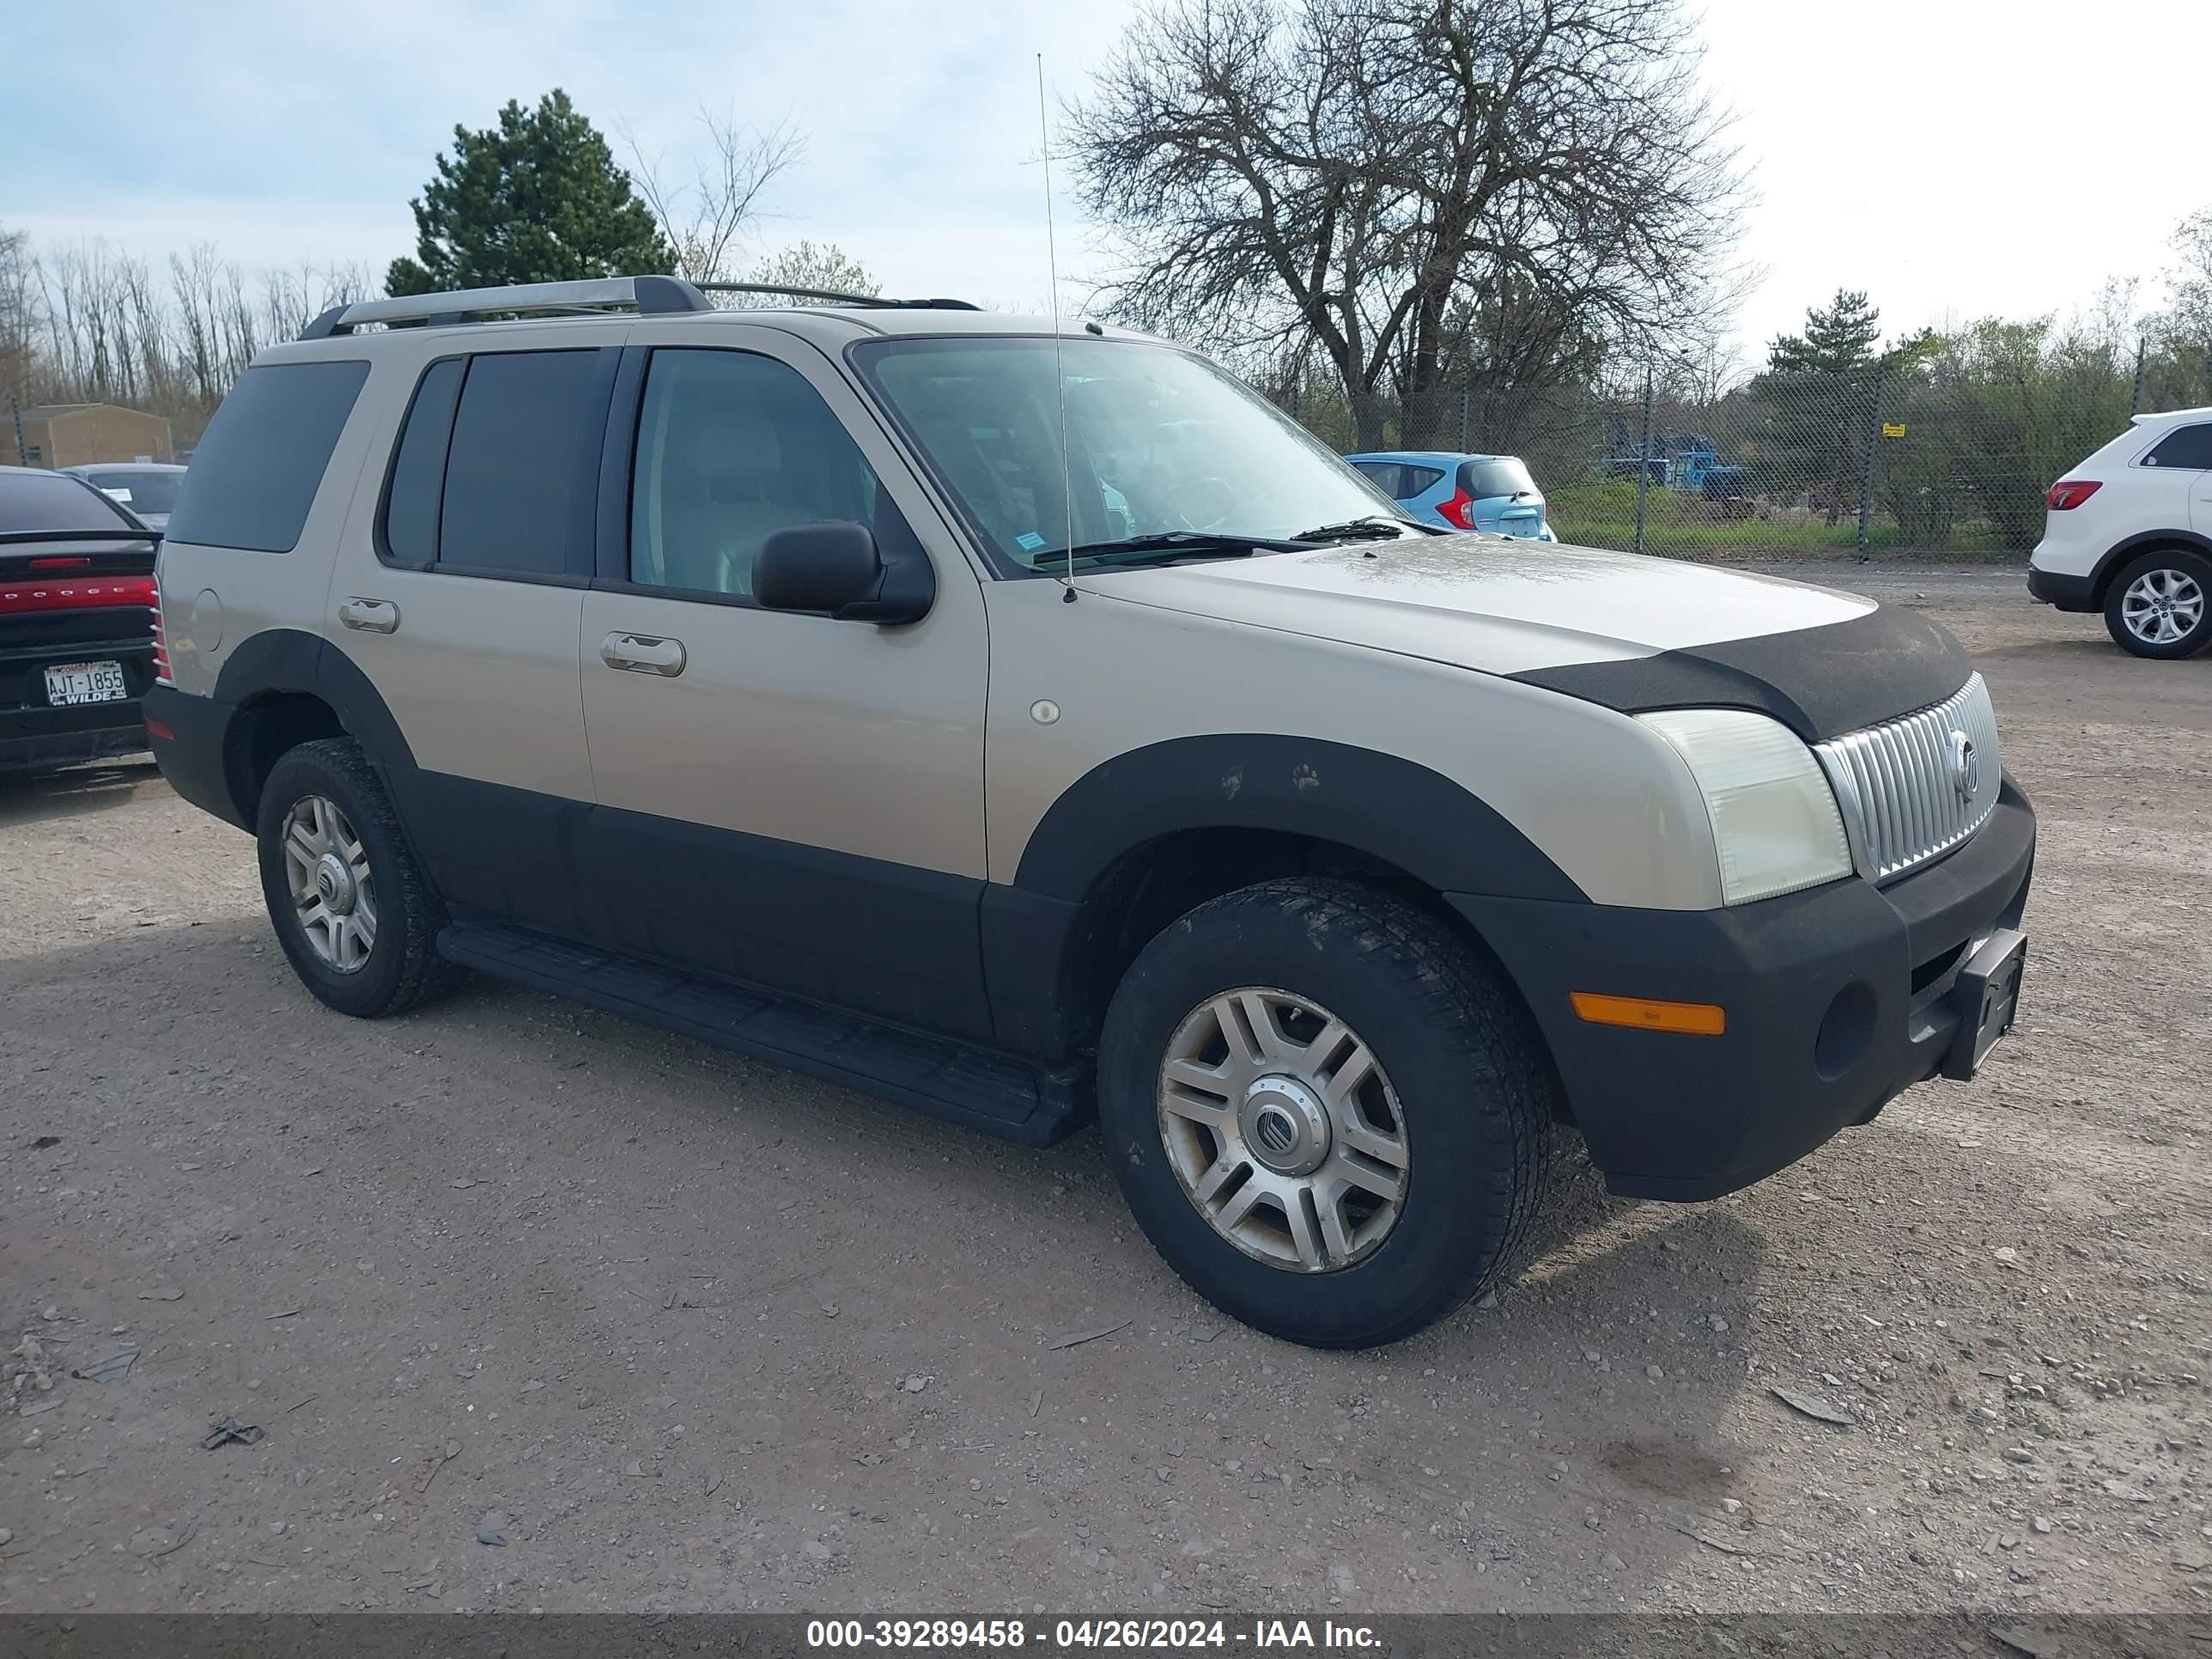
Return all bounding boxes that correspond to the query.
[2104,548,2212,659]
[256,737,463,1018]
[1097,878,1555,1349]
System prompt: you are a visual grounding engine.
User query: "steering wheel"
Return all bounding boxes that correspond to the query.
[1172,477,1237,533]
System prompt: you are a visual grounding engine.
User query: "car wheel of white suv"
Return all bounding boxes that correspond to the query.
[2104,548,2212,659]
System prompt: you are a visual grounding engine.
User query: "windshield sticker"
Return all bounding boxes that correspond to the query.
[1014,531,1048,551]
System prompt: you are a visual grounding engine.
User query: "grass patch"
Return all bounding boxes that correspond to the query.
[1544,479,2014,561]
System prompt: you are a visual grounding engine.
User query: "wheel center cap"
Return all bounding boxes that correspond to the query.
[315,852,356,915]
[1240,1074,1330,1176]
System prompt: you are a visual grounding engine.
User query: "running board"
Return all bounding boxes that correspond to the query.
[437,921,1085,1146]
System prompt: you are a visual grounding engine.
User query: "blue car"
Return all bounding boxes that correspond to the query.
[1345,450,1555,539]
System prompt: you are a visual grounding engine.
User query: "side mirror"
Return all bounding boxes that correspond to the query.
[753,521,883,615]
[752,519,934,624]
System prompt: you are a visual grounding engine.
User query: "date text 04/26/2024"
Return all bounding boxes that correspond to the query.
[805,1619,1382,1650]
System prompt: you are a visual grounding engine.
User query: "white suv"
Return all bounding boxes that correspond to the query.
[2028,407,2212,658]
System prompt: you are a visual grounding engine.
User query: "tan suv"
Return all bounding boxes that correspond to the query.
[144,276,2035,1347]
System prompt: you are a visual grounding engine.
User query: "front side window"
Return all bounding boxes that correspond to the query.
[850,337,1404,573]
[165,360,368,552]
[2143,422,2212,471]
[629,348,888,599]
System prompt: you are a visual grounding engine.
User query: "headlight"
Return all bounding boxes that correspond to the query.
[1638,709,1853,905]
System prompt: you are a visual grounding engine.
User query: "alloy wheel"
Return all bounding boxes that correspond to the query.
[1156,988,1409,1273]
[281,793,377,973]
[2121,567,2205,646]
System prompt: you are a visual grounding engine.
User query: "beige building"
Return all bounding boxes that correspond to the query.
[6,403,176,469]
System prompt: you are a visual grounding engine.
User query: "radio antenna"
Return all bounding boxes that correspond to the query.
[1037,53,1078,603]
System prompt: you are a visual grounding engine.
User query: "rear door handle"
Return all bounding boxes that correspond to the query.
[338,597,398,634]
[600,632,686,677]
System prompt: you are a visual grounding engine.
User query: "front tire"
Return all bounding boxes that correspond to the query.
[1097,878,1555,1348]
[255,737,463,1018]
[2104,548,2212,659]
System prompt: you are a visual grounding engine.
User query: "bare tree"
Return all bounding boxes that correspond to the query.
[1,225,41,410]
[739,240,882,303]
[1068,0,1744,448]
[623,108,805,283]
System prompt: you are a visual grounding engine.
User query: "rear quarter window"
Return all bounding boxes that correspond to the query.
[2142,423,2212,471]
[166,360,370,552]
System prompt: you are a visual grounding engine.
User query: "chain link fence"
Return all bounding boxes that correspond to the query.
[1269,334,2212,562]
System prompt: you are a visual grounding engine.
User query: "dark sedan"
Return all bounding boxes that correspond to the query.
[0,465,159,773]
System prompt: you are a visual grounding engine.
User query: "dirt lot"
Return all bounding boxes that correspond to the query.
[1,566,2206,1619]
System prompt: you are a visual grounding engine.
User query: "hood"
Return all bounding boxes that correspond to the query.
[1087,537,1973,742]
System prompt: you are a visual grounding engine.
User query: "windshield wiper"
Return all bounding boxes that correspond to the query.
[1055,530,1315,568]
[1291,515,1430,544]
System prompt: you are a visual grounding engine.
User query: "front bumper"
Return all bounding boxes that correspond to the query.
[2027,565,2096,611]
[1453,775,2035,1200]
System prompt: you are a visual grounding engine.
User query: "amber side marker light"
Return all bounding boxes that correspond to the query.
[1571,992,1727,1037]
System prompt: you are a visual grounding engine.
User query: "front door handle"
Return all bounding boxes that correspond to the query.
[337,597,399,634]
[600,632,686,677]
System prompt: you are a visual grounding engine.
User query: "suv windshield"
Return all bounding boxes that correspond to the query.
[851,336,1405,571]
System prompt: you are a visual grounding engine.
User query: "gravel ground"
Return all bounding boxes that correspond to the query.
[1,566,2205,1618]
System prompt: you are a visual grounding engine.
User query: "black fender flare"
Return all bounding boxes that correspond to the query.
[210,629,419,818]
[981,735,1583,1060]
[1009,734,1584,904]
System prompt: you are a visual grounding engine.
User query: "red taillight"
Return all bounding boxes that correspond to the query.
[28,556,93,572]
[1437,488,1478,531]
[2046,479,2102,510]
[0,574,156,617]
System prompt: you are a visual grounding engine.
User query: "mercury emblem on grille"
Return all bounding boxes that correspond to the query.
[1947,729,1979,802]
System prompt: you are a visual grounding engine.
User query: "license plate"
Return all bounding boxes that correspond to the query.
[1942,928,2027,1079]
[44,660,129,707]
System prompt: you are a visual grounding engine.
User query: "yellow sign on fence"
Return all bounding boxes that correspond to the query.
[1881,422,1908,439]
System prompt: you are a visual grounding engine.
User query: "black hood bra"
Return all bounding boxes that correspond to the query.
[1509,601,1976,743]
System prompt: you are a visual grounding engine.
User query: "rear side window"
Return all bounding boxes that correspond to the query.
[1351,461,1442,500]
[1459,457,1536,500]
[166,360,368,551]
[2143,422,2212,471]
[380,356,465,566]
[0,470,140,534]
[437,350,609,576]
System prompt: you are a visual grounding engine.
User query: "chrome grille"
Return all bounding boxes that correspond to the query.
[1814,673,2002,882]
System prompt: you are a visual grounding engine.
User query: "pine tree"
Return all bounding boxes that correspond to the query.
[1766,289,1883,377]
[386,91,673,296]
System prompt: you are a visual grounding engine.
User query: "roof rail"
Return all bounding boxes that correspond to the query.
[693,281,980,312]
[298,275,711,339]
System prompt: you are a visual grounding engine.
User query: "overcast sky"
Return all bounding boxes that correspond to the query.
[10,0,2208,369]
